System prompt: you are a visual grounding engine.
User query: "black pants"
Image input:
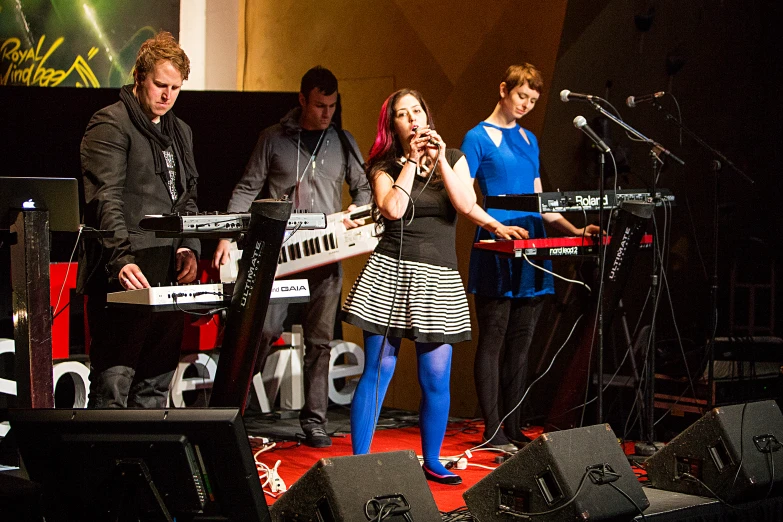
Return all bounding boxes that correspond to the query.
[86,292,183,408]
[473,294,544,442]
[256,263,342,432]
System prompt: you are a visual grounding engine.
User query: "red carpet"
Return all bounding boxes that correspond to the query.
[250,420,546,512]
[247,422,783,521]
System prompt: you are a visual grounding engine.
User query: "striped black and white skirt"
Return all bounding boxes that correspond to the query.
[342,252,472,344]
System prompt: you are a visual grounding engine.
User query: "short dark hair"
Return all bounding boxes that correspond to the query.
[300,66,338,100]
[133,31,190,85]
[501,63,543,94]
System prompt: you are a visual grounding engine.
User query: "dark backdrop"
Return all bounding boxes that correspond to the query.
[531,0,783,435]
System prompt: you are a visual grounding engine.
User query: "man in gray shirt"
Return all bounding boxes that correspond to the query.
[213,66,371,447]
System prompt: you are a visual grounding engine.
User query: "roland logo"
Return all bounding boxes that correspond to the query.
[574,194,609,207]
[22,199,36,209]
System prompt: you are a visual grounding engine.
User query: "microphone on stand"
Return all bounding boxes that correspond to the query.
[626,91,665,108]
[573,116,611,153]
[560,89,599,102]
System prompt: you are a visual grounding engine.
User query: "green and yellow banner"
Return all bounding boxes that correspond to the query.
[1,0,179,87]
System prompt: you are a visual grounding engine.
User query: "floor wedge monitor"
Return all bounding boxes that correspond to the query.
[645,399,783,503]
[270,450,441,522]
[464,424,649,522]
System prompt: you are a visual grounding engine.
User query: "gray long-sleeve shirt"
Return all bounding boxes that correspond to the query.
[227,107,371,214]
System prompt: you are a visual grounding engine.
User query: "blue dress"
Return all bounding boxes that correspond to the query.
[461,121,555,298]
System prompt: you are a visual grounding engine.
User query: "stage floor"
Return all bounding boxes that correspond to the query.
[247,409,783,521]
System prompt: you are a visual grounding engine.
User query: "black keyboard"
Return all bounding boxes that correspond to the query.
[485,188,675,213]
[139,211,326,238]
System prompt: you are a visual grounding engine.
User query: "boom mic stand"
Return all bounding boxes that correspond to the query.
[586,100,684,455]
[648,101,754,411]
[597,150,606,423]
[573,116,609,423]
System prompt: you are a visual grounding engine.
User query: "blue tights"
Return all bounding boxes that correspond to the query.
[351,332,455,477]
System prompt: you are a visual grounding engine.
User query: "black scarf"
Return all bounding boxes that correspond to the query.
[119,85,198,203]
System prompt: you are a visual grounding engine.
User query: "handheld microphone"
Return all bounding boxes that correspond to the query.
[573,116,610,154]
[412,125,440,147]
[560,89,599,102]
[626,91,664,108]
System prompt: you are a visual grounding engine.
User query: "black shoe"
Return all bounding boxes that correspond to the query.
[422,465,462,485]
[508,432,534,448]
[304,427,332,448]
[482,434,519,454]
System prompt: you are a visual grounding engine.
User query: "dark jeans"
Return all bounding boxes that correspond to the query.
[473,294,545,442]
[86,292,183,408]
[257,263,342,432]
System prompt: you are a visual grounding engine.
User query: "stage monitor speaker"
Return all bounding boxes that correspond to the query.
[463,424,648,522]
[269,450,441,522]
[645,399,783,502]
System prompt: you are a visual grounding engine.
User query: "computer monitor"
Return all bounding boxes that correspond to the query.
[0,176,81,232]
[8,408,270,522]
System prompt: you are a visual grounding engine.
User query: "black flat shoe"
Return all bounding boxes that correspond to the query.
[422,466,462,485]
[482,435,519,454]
[508,432,534,448]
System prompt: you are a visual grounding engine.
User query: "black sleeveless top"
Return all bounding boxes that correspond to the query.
[374,148,465,270]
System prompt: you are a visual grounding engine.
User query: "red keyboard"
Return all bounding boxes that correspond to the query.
[474,234,652,258]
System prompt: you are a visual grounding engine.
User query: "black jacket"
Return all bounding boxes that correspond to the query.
[77,100,200,294]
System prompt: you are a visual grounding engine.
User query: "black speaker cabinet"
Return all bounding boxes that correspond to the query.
[269,450,442,522]
[646,399,783,502]
[463,424,648,522]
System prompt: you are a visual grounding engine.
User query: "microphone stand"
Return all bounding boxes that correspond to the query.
[597,149,606,423]
[649,101,754,411]
[586,100,683,454]
[573,119,608,424]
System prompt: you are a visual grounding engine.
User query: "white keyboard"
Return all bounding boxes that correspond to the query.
[107,280,310,310]
[219,205,378,282]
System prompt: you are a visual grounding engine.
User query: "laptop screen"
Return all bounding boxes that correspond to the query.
[0,177,81,232]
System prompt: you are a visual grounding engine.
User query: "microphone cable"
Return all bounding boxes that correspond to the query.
[51,225,84,321]
[364,142,441,451]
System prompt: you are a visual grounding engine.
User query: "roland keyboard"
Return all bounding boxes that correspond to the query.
[474,234,653,259]
[107,279,310,311]
[138,211,326,238]
[219,204,379,281]
[484,188,674,213]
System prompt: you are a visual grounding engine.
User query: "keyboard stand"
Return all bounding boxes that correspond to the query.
[208,199,293,410]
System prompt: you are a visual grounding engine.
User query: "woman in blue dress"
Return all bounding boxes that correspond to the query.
[461,64,600,452]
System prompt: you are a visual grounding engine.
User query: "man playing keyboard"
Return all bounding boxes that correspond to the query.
[78,32,200,409]
[212,66,371,447]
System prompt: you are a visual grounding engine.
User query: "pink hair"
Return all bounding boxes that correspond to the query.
[366,89,433,177]
[367,95,395,165]
[366,89,438,233]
